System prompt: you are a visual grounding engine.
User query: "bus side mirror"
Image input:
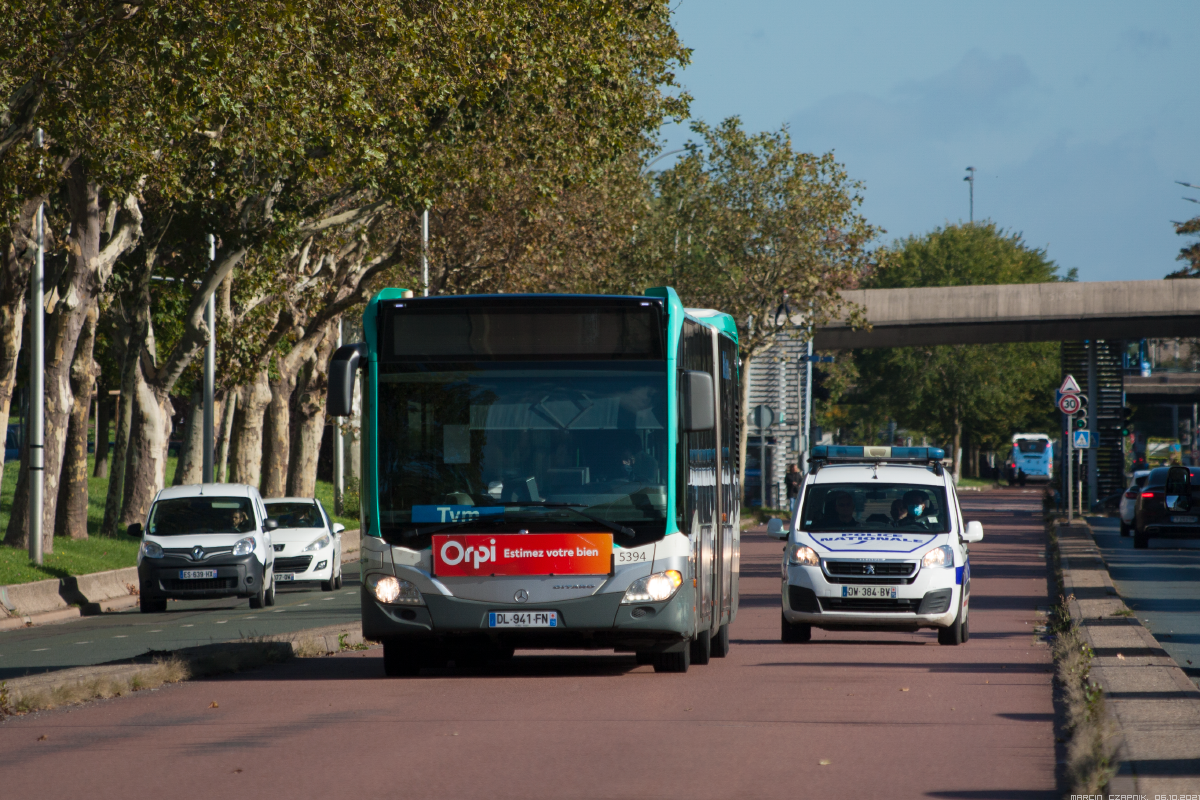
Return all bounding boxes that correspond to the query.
[328,343,367,417]
[681,370,715,432]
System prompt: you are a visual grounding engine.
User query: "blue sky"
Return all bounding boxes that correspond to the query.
[660,1,1199,282]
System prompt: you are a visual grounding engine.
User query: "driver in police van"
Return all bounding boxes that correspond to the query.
[893,489,934,528]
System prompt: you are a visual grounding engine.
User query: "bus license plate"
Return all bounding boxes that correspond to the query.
[275,573,295,581]
[489,611,558,628]
[841,586,898,599]
[179,569,218,580]
[1172,515,1198,524]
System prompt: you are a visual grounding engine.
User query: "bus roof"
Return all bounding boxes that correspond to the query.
[684,307,739,342]
[1012,433,1051,442]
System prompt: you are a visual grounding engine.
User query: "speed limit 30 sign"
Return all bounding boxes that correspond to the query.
[1058,393,1081,415]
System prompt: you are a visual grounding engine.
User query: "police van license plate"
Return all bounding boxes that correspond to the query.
[841,586,898,599]
[1172,515,1199,524]
[489,611,558,628]
[179,569,218,580]
[275,573,295,581]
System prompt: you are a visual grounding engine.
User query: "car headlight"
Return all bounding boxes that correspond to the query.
[303,533,331,552]
[141,541,164,559]
[366,574,424,605]
[232,537,256,556]
[621,570,683,604]
[787,544,820,566]
[922,545,954,568]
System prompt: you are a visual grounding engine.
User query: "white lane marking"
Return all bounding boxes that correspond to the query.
[32,648,49,652]
[323,597,335,601]
[244,616,258,619]
[272,609,286,613]
[181,624,194,628]
[215,620,228,624]
[113,635,128,639]
[297,603,310,607]
[75,641,91,645]
[149,630,162,633]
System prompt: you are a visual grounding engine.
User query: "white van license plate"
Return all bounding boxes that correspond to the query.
[489,611,558,628]
[275,573,295,581]
[841,586,898,599]
[179,569,218,580]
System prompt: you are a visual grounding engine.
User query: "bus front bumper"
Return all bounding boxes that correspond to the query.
[361,583,696,653]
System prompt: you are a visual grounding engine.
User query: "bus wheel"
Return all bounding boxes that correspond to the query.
[690,630,711,665]
[635,651,654,665]
[382,640,422,677]
[711,624,730,658]
[652,646,690,673]
[781,613,811,643]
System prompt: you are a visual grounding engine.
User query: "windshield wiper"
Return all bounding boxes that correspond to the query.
[496,501,637,539]
[392,515,506,542]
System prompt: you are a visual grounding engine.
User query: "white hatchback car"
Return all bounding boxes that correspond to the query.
[133,483,277,612]
[263,498,345,591]
[769,446,983,645]
[1118,470,1151,537]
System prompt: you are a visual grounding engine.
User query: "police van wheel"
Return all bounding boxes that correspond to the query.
[652,646,690,673]
[781,613,812,643]
[711,624,731,658]
[938,601,966,646]
[1134,529,1149,549]
[690,630,711,665]
[1119,521,1131,537]
[382,640,423,677]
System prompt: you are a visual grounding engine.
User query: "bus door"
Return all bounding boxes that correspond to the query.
[682,320,718,635]
[716,333,740,624]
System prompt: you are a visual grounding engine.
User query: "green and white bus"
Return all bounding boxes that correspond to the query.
[328,287,741,675]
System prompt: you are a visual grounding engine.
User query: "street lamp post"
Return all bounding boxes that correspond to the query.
[202,234,216,483]
[963,166,976,222]
[29,129,45,564]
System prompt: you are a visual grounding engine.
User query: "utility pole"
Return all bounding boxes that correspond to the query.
[421,209,429,297]
[202,234,216,483]
[29,129,45,564]
[963,166,976,222]
[333,317,344,515]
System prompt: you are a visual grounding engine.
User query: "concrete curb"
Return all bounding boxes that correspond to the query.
[1056,520,1200,795]
[0,577,71,617]
[1,621,369,705]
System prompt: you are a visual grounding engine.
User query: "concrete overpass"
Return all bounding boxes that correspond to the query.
[813,279,1200,349]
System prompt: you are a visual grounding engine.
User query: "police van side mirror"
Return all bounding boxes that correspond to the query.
[328,343,367,417]
[681,370,715,432]
[963,521,983,543]
[766,517,788,540]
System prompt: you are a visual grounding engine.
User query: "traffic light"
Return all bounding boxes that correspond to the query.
[1121,407,1135,436]
[1073,415,1088,431]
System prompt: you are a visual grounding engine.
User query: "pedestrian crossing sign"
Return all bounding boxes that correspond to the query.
[1073,430,1091,449]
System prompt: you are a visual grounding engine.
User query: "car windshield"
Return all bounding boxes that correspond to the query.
[148,497,255,535]
[376,362,668,545]
[800,483,951,533]
[1017,439,1048,453]
[265,502,323,529]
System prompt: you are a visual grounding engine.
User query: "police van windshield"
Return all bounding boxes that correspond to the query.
[800,483,951,533]
[149,497,256,535]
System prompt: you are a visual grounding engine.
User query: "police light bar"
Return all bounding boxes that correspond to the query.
[810,445,946,462]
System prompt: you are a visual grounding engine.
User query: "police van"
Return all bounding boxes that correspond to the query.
[768,446,983,645]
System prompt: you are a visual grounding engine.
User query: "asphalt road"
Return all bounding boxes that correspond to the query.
[0,576,362,681]
[1090,515,1200,687]
[0,489,1057,799]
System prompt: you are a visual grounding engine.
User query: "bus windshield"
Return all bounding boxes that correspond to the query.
[1017,439,1048,454]
[376,362,669,545]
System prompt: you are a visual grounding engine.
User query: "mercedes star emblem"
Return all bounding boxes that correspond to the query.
[514,589,529,603]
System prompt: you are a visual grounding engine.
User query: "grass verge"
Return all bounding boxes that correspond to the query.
[0,657,189,716]
[1043,503,1119,793]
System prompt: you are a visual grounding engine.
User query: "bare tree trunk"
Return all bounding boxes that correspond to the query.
[93,385,111,478]
[230,368,271,488]
[287,329,336,497]
[100,321,144,537]
[951,406,963,483]
[173,390,203,485]
[120,356,172,526]
[0,197,37,495]
[5,166,140,550]
[55,304,98,540]
[261,366,295,498]
[217,389,236,482]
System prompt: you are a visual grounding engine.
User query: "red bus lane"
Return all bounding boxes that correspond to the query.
[0,489,1056,799]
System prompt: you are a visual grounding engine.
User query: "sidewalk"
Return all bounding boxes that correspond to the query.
[1057,520,1200,794]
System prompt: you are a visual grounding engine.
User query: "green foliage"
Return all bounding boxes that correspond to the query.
[832,223,1068,460]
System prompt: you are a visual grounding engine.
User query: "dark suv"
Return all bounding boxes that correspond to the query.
[1134,465,1200,549]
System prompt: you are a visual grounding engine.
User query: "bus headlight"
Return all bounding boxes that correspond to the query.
[366,574,424,605]
[922,545,955,568]
[621,570,683,604]
[787,545,820,566]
